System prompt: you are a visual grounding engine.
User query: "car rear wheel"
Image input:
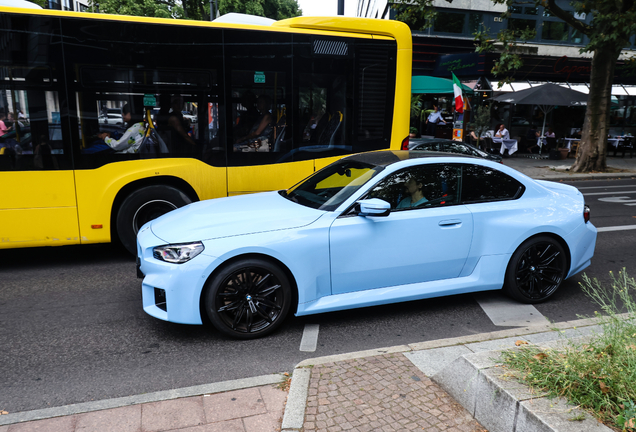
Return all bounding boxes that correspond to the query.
[116,185,192,255]
[205,258,291,339]
[504,236,567,303]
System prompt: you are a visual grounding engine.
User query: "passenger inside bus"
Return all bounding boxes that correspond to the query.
[98,104,146,153]
[234,95,273,152]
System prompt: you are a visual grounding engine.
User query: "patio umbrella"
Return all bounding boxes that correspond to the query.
[493,83,588,152]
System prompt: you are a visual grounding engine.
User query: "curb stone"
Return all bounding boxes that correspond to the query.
[0,373,287,426]
[281,314,626,432]
[432,341,612,432]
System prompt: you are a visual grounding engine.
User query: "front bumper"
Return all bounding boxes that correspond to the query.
[137,226,218,325]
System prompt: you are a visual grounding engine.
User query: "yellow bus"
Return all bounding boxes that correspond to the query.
[0,7,412,254]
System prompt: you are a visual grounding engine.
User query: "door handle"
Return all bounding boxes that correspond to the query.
[438,219,461,227]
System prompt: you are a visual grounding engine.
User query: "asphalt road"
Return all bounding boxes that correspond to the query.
[1,177,635,414]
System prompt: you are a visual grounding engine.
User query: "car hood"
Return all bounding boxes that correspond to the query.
[150,191,326,244]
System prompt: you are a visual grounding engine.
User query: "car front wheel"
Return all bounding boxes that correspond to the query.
[504,236,567,303]
[204,258,291,339]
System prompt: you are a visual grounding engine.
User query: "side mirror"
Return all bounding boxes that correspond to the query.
[357,198,391,217]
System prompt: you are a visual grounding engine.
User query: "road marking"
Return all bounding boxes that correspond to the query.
[598,197,636,204]
[300,324,320,352]
[577,185,636,190]
[474,293,547,327]
[583,190,636,196]
[597,224,636,232]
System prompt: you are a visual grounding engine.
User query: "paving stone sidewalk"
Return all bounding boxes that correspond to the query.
[0,383,287,432]
[302,353,486,432]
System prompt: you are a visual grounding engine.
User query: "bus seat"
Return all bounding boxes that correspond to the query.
[318,111,343,149]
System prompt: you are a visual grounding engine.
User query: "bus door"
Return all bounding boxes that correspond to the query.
[0,16,79,249]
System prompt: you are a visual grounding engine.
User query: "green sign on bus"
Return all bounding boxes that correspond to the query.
[254,71,266,84]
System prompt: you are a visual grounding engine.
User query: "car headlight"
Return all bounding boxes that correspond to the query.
[153,242,204,264]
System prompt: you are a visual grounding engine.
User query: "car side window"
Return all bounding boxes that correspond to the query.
[364,164,461,210]
[460,164,525,204]
[414,141,441,152]
[445,142,469,155]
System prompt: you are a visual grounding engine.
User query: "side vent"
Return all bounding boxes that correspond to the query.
[313,40,348,56]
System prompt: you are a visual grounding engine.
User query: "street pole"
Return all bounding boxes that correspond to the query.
[337,0,344,15]
[209,0,217,20]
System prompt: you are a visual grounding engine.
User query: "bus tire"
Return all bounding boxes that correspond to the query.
[116,185,192,255]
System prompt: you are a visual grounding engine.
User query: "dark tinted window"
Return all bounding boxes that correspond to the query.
[413,141,442,151]
[461,164,524,203]
[445,142,473,156]
[61,18,225,169]
[434,12,465,33]
[355,40,396,151]
[226,30,292,167]
[0,15,72,171]
[365,164,460,210]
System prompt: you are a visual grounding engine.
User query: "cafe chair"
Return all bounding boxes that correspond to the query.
[618,136,634,158]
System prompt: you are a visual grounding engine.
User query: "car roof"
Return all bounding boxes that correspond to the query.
[342,150,476,167]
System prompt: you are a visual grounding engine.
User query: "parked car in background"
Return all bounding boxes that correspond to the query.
[137,151,596,339]
[182,111,197,123]
[408,137,503,163]
[98,113,124,126]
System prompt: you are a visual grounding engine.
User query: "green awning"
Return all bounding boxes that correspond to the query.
[411,75,474,95]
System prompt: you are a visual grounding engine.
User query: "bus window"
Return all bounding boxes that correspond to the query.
[0,14,79,248]
[354,42,396,152]
[230,70,288,156]
[1,78,68,171]
[74,67,218,165]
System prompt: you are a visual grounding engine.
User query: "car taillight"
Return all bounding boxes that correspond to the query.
[401,136,409,150]
[584,204,590,223]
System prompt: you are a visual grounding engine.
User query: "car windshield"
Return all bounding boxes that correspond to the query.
[282,159,383,211]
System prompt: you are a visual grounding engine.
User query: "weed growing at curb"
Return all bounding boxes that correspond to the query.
[501,269,636,431]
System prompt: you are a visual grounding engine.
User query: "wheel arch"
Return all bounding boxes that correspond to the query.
[198,252,300,324]
[509,232,572,275]
[109,176,200,244]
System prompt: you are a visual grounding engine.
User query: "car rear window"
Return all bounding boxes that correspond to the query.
[461,165,524,203]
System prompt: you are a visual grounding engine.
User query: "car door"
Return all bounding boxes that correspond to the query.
[329,163,474,295]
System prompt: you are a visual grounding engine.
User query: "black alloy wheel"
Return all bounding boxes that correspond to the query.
[205,258,291,339]
[504,236,567,303]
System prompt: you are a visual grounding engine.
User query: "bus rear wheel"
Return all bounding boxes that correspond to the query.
[116,185,192,255]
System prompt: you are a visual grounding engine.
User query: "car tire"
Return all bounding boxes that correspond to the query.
[204,258,292,339]
[504,235,567,304]
[116,185,192,255]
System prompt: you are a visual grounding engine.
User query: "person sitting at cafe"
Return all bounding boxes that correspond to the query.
[494,124,510,140]
[544,127,556,139]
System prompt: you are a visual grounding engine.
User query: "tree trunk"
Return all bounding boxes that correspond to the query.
[572,48,620,172]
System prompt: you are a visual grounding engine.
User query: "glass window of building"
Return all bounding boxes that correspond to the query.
[434,12,465,34]
[468,13,484,34]
[508,18,537,37]
[542,21,568,41]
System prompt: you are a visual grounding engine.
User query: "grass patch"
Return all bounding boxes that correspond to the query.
[501,270,636,430]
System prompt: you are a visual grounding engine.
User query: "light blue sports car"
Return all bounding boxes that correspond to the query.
[137,151,597,339]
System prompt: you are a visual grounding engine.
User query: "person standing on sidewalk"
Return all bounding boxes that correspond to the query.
[425,105,446,137]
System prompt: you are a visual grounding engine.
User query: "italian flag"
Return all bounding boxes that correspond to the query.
[452,72,464,114]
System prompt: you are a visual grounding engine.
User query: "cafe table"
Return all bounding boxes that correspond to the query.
[493,137,518,155]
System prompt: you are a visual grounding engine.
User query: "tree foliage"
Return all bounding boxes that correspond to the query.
[394,0,636,172]
[90,0,301,21]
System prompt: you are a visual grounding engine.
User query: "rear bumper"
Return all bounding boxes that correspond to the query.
[566,221,597,278]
